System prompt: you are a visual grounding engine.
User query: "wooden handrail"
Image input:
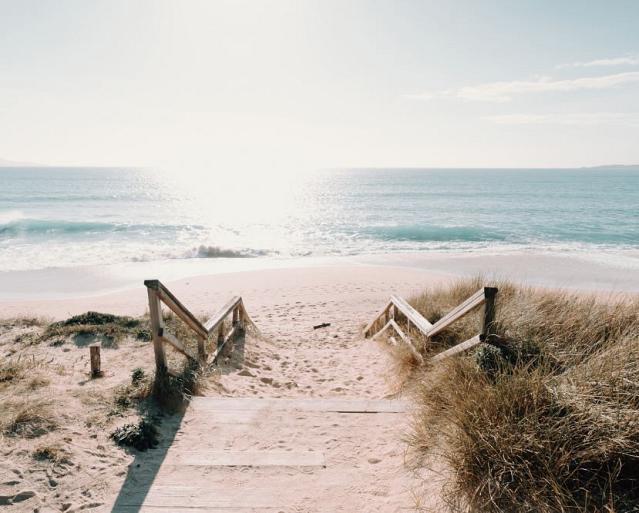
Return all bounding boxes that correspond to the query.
[427,287,490,337]
[390,295,434,334]
[144,280,208,339]
[204,296,241,334]
[365,286,498,364]
[144,280,257,379]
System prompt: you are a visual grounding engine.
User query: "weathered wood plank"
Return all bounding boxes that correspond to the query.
[427,288,486,337]
[390,295,433,335]
[167,450,326,467]
[147,287,168,374]
[113,508,272,512]
[371,319,393,340]
[363,300,392,337]
[113,504,278,513]
[116,486,285,508]
[160,332,197,361]
[189,397,408,413]
[431,334,481,361]
[204,296,241,334]
[236,300,257,332]
[210,324,238,362]
[389,319,424,364]
[148,282,208,339]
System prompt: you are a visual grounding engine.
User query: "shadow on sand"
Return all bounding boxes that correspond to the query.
[108,330,249,511]
[108,406,185,512]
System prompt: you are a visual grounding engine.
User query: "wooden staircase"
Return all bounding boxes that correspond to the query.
[108,397,409,512]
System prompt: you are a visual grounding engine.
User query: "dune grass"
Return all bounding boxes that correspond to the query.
[405,278,639,513]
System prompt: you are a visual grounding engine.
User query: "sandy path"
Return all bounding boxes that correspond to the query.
[104,266,448,512]
[2,265,450,512]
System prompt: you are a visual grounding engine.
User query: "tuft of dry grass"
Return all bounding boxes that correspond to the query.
[32,443,69,463]
[1,397,58,438]
[406,278,639,513]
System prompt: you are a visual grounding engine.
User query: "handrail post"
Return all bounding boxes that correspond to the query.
[237,303,246,332]
[217,323,224,351]
[197,334,207,363]
[481,287,498,337]
[146,283,168,378]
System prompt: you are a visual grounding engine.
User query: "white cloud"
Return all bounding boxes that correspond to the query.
[407,71,639,102]
[558,56,639,68]
[484,112,639,126]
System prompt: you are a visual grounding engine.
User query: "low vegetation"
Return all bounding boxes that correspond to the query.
[42,311,152,346]
[1,310,213,443]
[405,278,639,513]
[110,420,160,451]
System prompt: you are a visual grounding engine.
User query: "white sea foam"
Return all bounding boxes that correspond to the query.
[0,167,637,272]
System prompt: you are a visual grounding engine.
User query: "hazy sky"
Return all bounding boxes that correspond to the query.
[1,0,638,170]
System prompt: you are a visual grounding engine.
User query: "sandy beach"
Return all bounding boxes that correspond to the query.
[2,257,638,510]
[1,263,454,512]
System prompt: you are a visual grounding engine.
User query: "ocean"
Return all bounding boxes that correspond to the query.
[1,167,638,272]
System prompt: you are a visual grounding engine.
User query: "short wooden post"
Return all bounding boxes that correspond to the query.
[146,282,168,377]
[90,344,101,377]
[481,287,498,337]
[232,306,239,326]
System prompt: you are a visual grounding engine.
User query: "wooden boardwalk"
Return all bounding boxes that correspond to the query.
[108,397,412,512]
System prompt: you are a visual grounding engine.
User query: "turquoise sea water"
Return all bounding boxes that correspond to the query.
[1,167,638,272]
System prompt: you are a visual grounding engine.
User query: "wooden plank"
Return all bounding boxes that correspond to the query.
[204,296,241,334]
[189,397,408,413]
[371,319,393,340]
[160,332,197,361]
[427,288,486,337]
[363,300,392,337]
[389,319,424,364]
[210,325,238,362]
[113,508,274,512]
[147,287,167,374]
[116,486,286,508]
[431,334,481,362]
[150,283,208,339]
[238,299,259,332]
[390,295,433,336]
[167,450,325,467]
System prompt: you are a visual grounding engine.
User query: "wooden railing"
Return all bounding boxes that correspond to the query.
[364,287,498,363]
[144,280,257,377]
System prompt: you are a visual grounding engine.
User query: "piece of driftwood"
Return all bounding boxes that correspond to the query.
[313,322,331,330]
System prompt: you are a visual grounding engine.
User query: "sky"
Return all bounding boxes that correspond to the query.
[1,0,638,171]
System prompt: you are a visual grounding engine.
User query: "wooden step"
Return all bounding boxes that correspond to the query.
[189,397,408,413]
[166,450,325,467]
